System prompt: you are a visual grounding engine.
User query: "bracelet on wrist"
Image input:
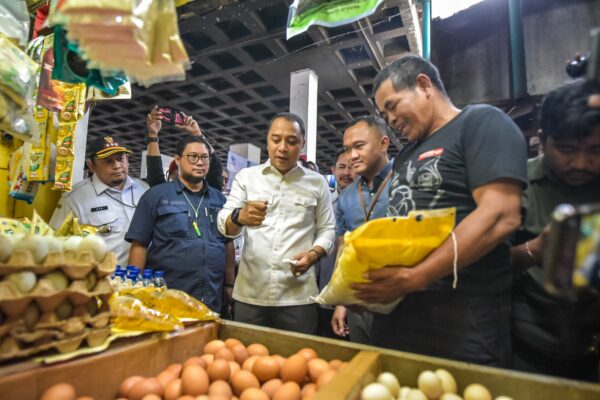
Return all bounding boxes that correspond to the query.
[224,283,234,288]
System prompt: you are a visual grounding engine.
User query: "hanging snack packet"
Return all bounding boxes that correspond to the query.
[25,108,51,181]
[52,157,74,191]
[9,146,40,204]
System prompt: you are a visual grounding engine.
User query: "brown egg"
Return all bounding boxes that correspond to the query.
[176,396,196,400]
[302,383,317,397]
[252,356,280,382]
[119,376,144,398]
[209,380,233,397]
[183,356,207,369]
[273,382,301,400]
[164,379,182,400]
[328,359,342,370]
[201,353,215,366]
[204,339,226,355]
[316,369,336,389]
[261,378,283,398]
[215,347,235,361]
[229,361,241,377]
[281,355,308,384]
[246,343,269,357]
[296,348,317,362]
[231,370,260,396]
[225,337,244,349]
[231,344,250,364]
[76,397,95,400]
[157,370,178,388]
[41,383,76,400]
[307,359,329,382]
[141,395,162,400]
[129,378,164,400]
[166,363,183,377]
[272,355,286,370]
[194,396,210,400]
[207,359,232,382]
[242,355,259,372]
[181,364,209,396]
[240,387,269,400]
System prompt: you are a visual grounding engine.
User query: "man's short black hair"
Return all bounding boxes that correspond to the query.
[175,135,212,157]
[269,112,306,137]
[346,115,391,138]
[539,79,600,142]
[373,54,447,97]
[334,148,346,165]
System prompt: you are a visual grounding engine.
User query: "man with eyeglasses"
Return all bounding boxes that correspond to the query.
[125,136,232,312]
[50,136,149,267]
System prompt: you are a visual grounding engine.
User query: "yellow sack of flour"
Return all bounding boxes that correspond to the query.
[315,208,456,314]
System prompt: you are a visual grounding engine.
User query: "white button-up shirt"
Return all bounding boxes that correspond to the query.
[218,161,336,306]
[49,174,148,266]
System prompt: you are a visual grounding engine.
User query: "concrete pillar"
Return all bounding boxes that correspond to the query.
[229,143,261,165]
[289,69,318,163]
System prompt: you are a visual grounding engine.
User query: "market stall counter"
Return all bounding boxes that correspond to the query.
[0,321,599,400]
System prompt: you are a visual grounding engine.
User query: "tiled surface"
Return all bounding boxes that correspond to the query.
[87,0,420,175]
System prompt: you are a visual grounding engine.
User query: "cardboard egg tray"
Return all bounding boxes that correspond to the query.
[0,249,116,362]
[0,326,112,362]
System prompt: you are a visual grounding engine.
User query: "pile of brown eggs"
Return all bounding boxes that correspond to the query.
[39,338,346,400]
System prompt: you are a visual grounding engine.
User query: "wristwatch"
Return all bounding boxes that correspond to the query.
[145,136,159,144]
[231,208,243,226]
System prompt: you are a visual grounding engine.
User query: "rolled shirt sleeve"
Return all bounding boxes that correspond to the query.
[312,181,336,255]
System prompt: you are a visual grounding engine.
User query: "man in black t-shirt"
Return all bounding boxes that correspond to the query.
[352,55,528,367]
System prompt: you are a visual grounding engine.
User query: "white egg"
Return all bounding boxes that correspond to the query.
[435,369,458,394]
[63,236,83,252]
[361,383,393,400]
[417,370,443,399]
[0,235,14,262]
[399,387,412,399]
[494,397,513,400]
[377,372,400,397]
[440,393,463,400]
[45,236,63,253]
[14,235,49,264]
[464,384,492,400]
[406,389,429,400]
[77,236,107,262]
[6,271,37,293]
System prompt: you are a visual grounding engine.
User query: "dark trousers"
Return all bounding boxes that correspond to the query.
[512,338,600,382]
[348,310,373,345]
[234,301,318,335]
[373,290,512,368]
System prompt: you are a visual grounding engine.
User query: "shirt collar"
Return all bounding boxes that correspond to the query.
[358,160,393,186]
[174,177,209,194]
[528,155,547,182]
[91,173,134,194]
[261,159,305,177]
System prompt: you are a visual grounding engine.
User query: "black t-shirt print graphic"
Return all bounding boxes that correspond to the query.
[387,104,528,294]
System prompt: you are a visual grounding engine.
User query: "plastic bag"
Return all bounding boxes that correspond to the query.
[315,208,456,314]
[119,287,219,321]
[0,1,30,47]
[109,294,184,332]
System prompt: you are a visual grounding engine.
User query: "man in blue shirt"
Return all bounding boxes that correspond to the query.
[125,136,232,312]
[331,115,393,344]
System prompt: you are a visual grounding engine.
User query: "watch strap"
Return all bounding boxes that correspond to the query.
[145,136,159,144]
[231,208,243,226]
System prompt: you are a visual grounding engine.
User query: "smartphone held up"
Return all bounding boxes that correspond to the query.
[158,107,186,125]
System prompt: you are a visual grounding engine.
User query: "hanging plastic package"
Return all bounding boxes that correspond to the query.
[314,208,456,314]
[9,145,39,204]
[0,33,39,143]
[52,25,128,96]
[287,0,384,39]
[0,0,30,47]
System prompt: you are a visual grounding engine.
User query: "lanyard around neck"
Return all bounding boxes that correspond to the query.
[358,170,393,223]
[182,190,206,219]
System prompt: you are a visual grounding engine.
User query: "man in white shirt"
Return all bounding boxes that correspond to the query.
[50,136,148,266]
[217,112,336,334]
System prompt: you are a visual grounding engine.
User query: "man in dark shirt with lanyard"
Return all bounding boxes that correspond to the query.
[354,55,527,367]
[125,136,233,312]
[331,116,392,344]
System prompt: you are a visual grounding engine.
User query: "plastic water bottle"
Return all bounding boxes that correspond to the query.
[124,268,139,288]
[110,270,126,290]
[142,269,155,287]
[111,265,124,280]
[153,271,167,289]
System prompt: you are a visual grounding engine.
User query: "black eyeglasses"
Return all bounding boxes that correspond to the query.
[182,153,210,164]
